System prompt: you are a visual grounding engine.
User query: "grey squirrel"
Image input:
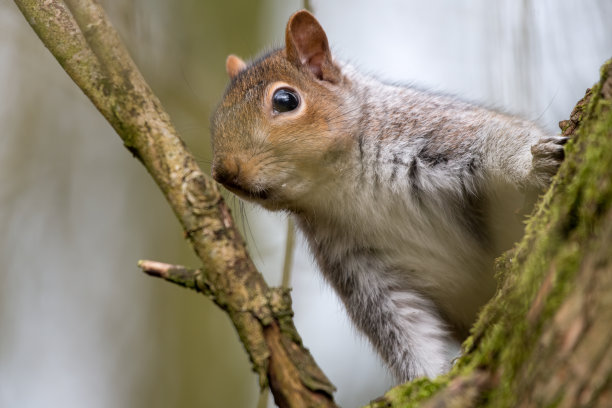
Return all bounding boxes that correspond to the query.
[210,10,566,381]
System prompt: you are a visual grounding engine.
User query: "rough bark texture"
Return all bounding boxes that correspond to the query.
[13,1,336,407]
[367,60,612,408]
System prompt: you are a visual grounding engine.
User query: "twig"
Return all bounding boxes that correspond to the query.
[138,260,202,292]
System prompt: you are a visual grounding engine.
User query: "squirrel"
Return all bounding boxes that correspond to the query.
[210,10,566,382]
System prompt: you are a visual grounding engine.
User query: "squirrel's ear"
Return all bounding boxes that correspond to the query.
[285,10,340,83]
[226,55,246,79]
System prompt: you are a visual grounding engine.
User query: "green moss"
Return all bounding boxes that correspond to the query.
[366,377,445,408]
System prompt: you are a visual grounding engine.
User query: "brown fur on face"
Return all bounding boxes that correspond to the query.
[211,46,353,211]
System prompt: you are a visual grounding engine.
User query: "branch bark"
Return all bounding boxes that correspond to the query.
[13,1,336,407]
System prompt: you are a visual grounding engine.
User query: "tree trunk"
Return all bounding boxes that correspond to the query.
[368,60,612,408]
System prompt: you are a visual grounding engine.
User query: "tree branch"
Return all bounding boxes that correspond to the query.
[13,1,336,406]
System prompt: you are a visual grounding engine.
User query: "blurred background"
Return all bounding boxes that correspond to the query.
[0,0,610,407]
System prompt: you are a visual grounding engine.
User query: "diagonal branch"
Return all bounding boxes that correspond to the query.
[13,1,336,407]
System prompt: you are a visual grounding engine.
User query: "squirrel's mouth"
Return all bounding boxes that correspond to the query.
[221,181,270,201]
[218,177,298,213]
[211,163,271,201]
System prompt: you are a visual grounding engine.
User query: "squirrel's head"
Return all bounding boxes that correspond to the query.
[210,10,353,212]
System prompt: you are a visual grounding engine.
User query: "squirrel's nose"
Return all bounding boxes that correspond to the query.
[212,157,241,188]
[212,156,269,200]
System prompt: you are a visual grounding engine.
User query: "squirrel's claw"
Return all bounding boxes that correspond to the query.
[530,136,568,188]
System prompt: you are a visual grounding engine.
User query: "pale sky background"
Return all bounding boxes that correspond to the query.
[0,1,610,407]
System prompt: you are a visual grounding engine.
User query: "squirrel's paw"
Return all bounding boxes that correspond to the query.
[529,136,568,189]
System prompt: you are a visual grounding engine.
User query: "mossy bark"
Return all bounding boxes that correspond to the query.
[368,60,612,408]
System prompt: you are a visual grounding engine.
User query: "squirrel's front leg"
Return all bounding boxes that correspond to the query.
[325,252,460,382]
[482,119,568,190]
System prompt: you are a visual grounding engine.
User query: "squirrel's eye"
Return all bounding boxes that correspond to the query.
[272,88,300,113]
